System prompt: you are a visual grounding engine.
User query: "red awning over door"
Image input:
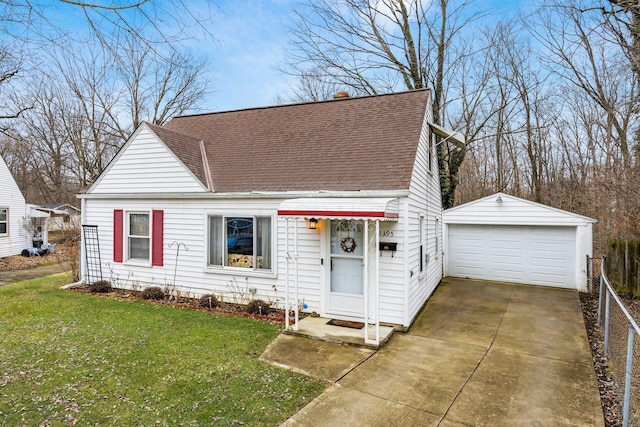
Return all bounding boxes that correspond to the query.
[278,197,399,220]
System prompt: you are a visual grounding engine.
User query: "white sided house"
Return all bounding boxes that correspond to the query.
[443,192,596,291]
[0,155,31,257]
[47,204,81,232]
[79,90,462,343]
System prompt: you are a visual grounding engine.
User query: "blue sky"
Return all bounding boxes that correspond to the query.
[203,0,532,112]
[40,0,532,114]
[38,0,294,112]
[205,0,296,111]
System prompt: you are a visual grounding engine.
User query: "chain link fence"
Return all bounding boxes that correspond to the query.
[598,256,640,426]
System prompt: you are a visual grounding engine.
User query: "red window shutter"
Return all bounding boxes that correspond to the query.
[113,210,123,263]
[152,210,164,266]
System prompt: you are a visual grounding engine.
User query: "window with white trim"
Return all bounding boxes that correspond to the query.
[0,208,7,235]
[208,215,272,270]
[127,212,150,261]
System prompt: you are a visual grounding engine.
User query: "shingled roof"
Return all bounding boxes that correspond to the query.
[146,123,209,188]
[157,89,431,193]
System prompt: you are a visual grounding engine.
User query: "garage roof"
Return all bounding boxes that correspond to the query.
[443,192,596,226]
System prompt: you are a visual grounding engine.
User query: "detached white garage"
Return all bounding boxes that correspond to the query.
[443,193,596,291]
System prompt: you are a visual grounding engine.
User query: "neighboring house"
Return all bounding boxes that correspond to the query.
[443,192,596,291]
[0,157,70,257]
[0,154,30,257]
[47,204,81,232]
[79,89,462,343]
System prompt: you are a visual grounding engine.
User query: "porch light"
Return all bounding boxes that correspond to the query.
[496,196,503,203]
[309,218,318,229]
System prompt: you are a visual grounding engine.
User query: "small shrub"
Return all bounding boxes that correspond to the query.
[198,294,219,309]
[89,280,112,293]
[141,286,165,300]
[246,299,270,315]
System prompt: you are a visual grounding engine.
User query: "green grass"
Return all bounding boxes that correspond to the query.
[0,274,326,426]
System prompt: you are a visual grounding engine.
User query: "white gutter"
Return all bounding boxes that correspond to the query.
[77,190,411,200]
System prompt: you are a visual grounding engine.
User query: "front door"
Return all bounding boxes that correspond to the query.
[328,219,364,317]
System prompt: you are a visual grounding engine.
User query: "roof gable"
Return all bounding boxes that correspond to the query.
[444,192,596,226]
[163,89,431,193]
[0,154,25,204]
[87,123,208,194]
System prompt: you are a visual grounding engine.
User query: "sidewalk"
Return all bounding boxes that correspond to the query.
[0,264,69,285]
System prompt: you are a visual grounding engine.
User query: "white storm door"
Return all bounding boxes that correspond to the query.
[328,220,364,317]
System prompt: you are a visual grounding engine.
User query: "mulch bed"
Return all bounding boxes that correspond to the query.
[579,284,640,427]
[0,241,77,271]
[67,285,291,325]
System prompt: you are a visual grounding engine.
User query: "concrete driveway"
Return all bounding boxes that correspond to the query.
[275,278,604,426]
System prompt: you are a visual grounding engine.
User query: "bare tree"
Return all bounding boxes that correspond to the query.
[531,1,637,169]
[0,1,215,203]
[10,71,117,204]
[285,0,487,207]
[115,37,210,128]
[455,0,640,254]
[602,1,640,91]
[274,68,349,104]
[0,1,217,56]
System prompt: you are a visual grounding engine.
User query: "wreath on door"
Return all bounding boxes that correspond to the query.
[340,236,357,253]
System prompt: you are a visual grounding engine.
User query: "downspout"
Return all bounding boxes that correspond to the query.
[364,219,369,343]
[365,219,381,346]
[403,199,410,327]
[285,218,290,330]
[80,197,87,283]
[294,218,299,331]
[375,219,380,343]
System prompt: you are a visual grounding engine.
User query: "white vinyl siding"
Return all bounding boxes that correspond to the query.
[444,193,595,227]
[404,107,444,326]
[90,126,207,194]
[84,199,280,301]
[280,218,322,314]
[0,156,29,257]
[82,196,416,326]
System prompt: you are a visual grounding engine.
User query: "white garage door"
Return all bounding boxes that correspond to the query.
[447,225,576,288]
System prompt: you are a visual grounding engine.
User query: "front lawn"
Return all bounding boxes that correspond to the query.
[0,274,326,426]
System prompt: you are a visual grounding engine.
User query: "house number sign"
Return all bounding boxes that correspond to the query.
[379,230,393,237]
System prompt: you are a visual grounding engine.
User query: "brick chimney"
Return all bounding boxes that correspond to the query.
[333,90,349,99]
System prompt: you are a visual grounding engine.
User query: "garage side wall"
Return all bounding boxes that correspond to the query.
[575,223,593,292]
